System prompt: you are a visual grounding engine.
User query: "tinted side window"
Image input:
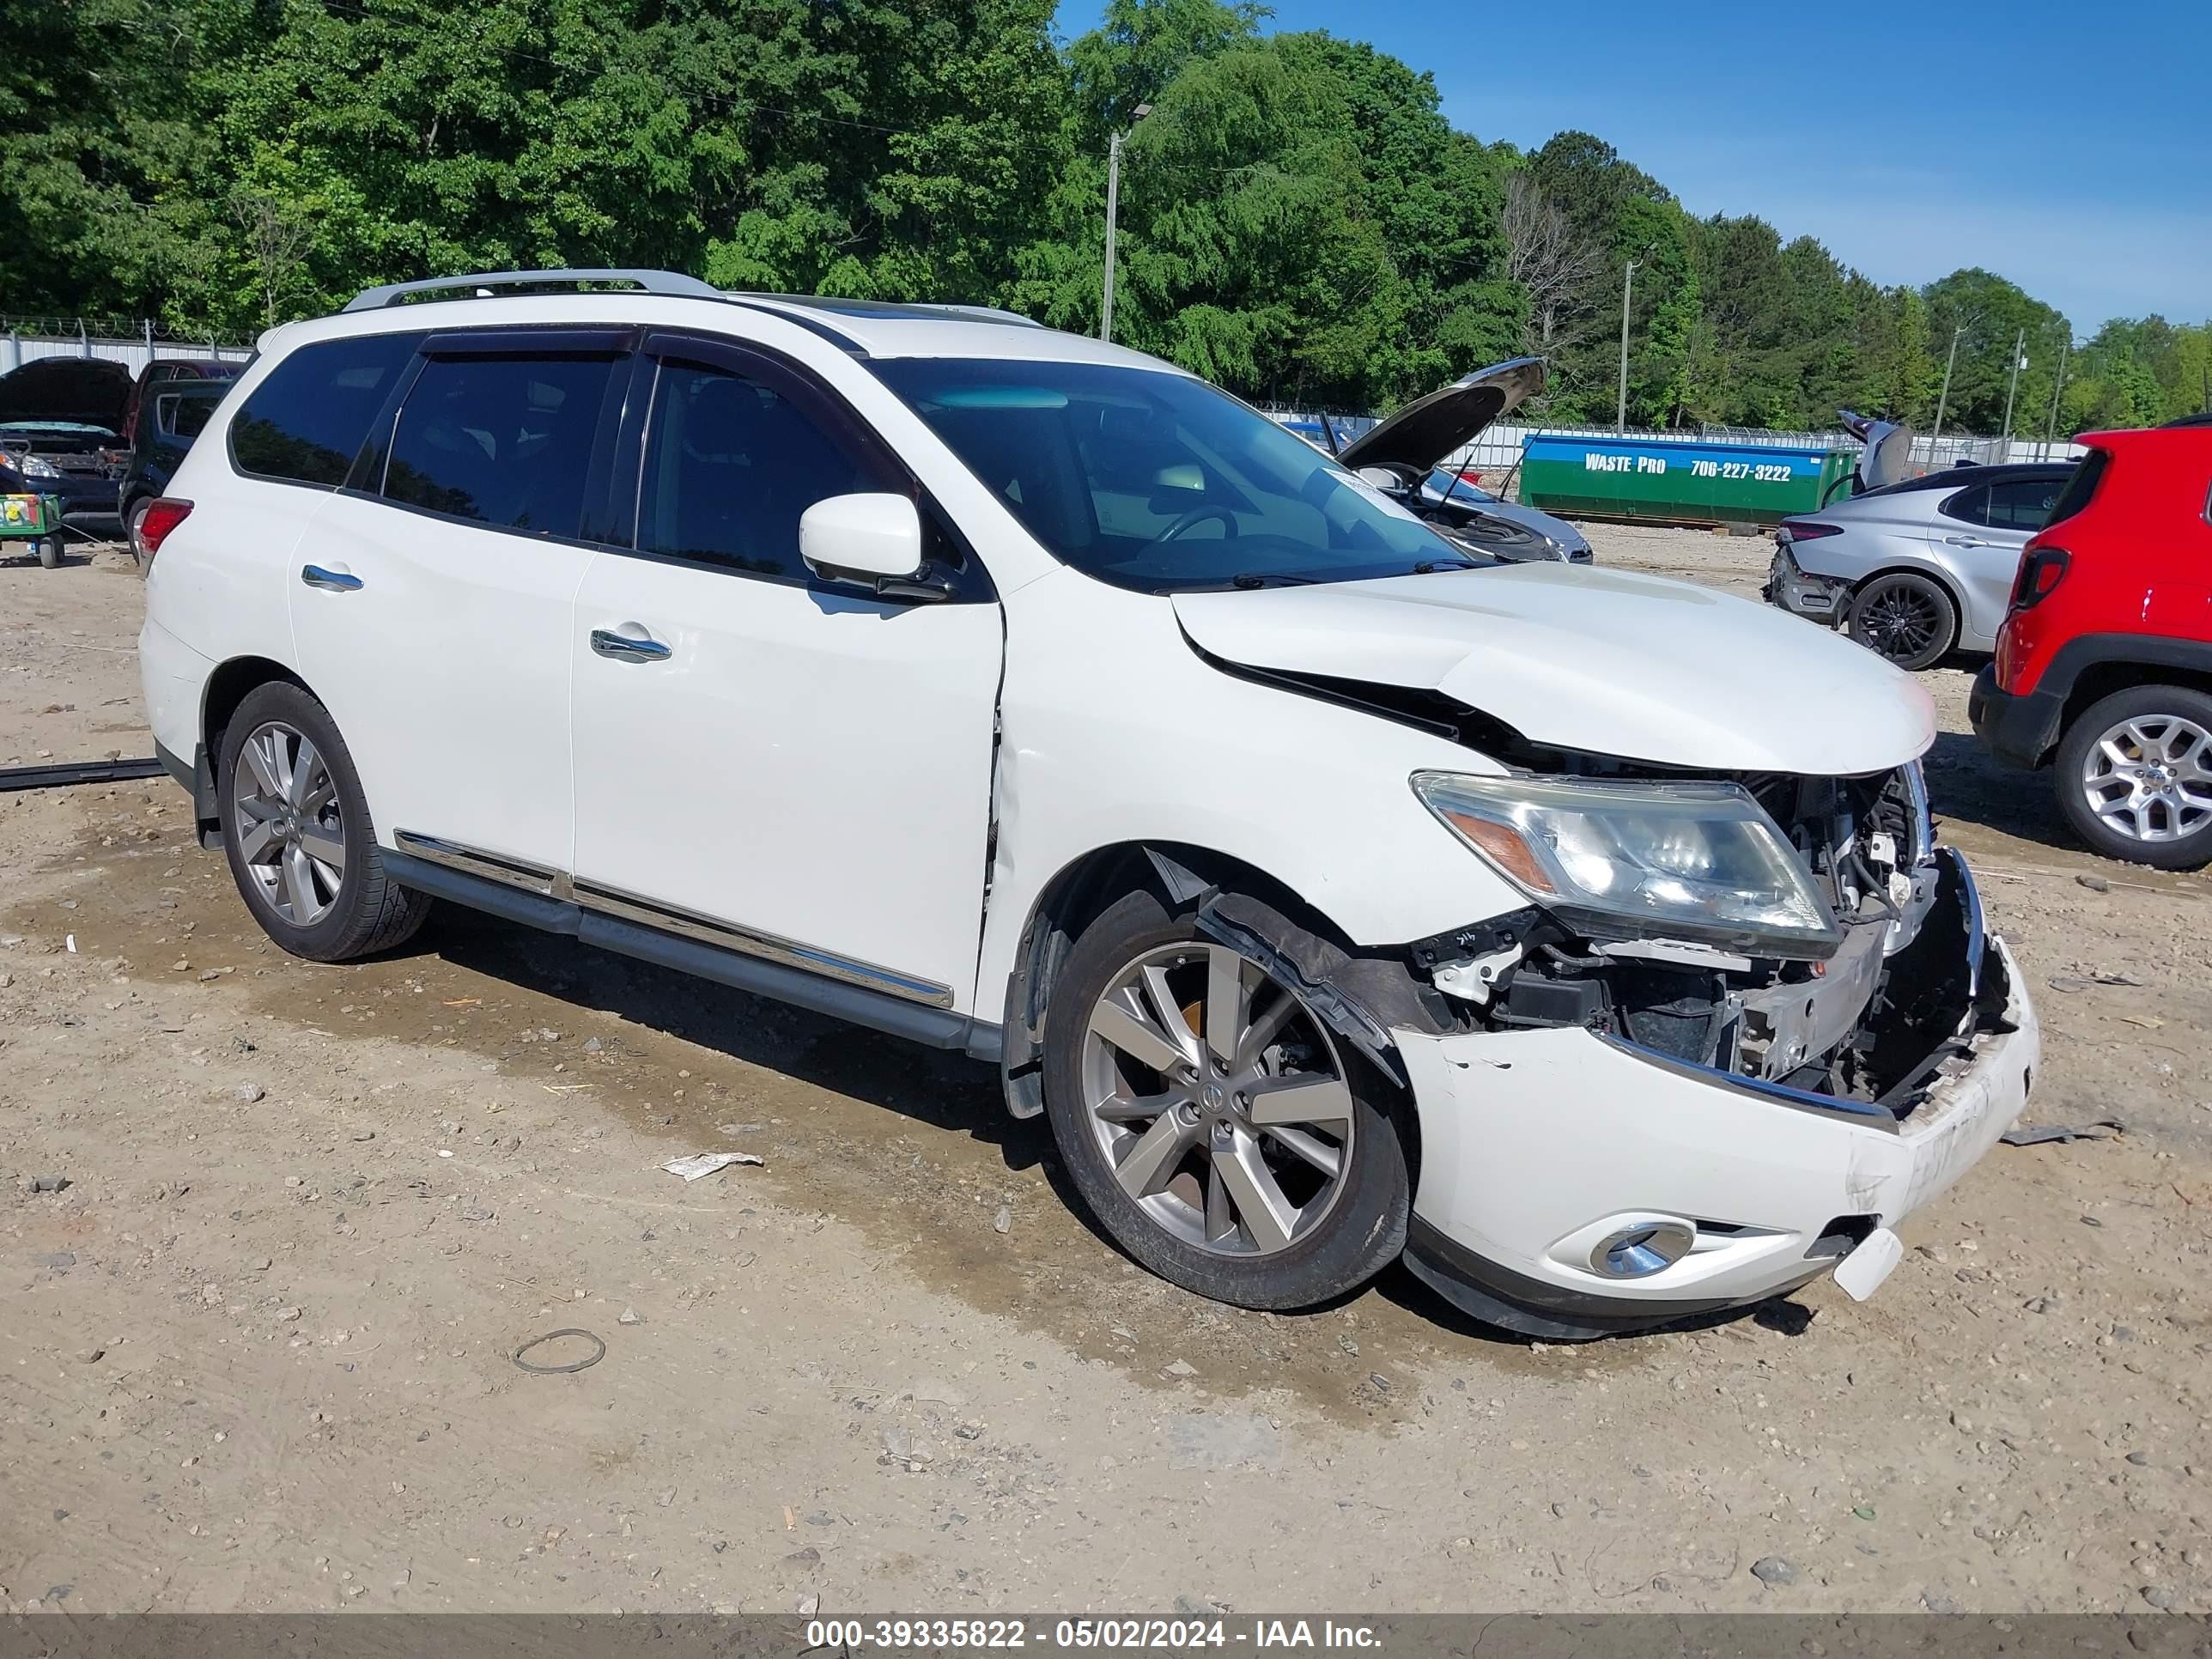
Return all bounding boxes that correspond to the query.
[1937,485,1992,526]
[230,333,420,487]
[636,363,875,579]
[1984,477,2063,530]
[383,355,616,538]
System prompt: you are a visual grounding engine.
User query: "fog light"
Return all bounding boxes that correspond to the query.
[1590,1221,1695,1279]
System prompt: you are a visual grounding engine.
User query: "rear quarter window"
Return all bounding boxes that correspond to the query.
[229,332,422,488]
[2045,449,2107,530]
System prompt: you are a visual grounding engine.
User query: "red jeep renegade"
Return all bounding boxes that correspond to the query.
[1971,415,2212,868]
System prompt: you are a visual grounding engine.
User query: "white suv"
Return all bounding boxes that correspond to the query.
[137,270,2038,1338]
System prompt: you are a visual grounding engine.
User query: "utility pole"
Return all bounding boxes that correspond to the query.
[2044,337,2071,459]
[1099,103,1151,344]
[1998,328,2027,461]
[1929,325,1966,466]
[1614,253,1643,435]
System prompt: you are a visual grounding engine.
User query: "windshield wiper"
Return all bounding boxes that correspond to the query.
[1226,572,1319,589]
[1411,557,1484,574]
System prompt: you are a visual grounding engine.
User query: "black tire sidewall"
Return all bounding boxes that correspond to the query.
[2054,684,2212,870]
[127,498,151,566]
[1850,573,1956,671]
[1041,888,1409,1311]
[216,682,386,960]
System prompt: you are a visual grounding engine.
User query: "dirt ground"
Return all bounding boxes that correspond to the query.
[3,528,2207,1618]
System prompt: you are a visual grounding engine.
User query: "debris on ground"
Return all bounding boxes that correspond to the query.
[660,1152,763,1182]
[2001,1119,2124,1146]
[1167,1413,1282,1473]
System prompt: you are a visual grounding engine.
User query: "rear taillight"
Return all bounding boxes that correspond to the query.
[1778,518,1843,541]
[2010,546,2069,611]
[137,498,192,562]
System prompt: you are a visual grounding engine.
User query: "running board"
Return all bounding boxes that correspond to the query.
[380,848,1002,1062]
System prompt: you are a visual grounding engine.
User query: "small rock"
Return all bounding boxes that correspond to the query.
[2081,1214,2103,1228]
[1367,1372,1391,1395]
[656,1488,676,1508]
[1164,1358,1197,1377]
[2077,873,2110,892]
[2127,1450,2150,1466]
[1921,1591,1964,1614]
[275,1306,302,1323]
[992,1203,1012,1234]
[2142,1586,2178,1611]
[27,1175,70,1194]
[617,1306,641,1326]
[78,1348,105,1364]
[1751,1556,1798,1588]
[798,1594,820,1617]
[235,1084,266,1103]
[1172,1596,1216,1618]
[37,1251,76,1272]
[582,1036,602,1053]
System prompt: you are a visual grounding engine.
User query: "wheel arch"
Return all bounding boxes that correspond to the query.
[189,656,314,840]
[995,841,1361,1118]
[993,839,1438,1206]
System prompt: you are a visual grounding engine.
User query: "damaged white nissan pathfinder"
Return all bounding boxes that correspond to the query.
[137,270,2038,1339]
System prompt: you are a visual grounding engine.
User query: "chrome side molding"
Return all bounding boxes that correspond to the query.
[391,830,954,1010]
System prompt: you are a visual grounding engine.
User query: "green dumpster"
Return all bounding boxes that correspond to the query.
[1519,435,1856,527]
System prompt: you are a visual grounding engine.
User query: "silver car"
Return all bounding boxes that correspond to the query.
[1765,461,2072,671]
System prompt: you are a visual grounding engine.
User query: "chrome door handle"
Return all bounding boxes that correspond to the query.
[1942,534,1990,548]
[590,629,672,663]
[301,564,363,592]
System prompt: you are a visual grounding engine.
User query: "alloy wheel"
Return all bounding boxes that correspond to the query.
[232,720,347,927]
[1079,943,1353,1256]
[1859,583,1943,662]
[2079,714,2212,843]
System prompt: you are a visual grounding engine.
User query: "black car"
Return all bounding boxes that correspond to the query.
[120,379,228,561]
[0,357,134,528]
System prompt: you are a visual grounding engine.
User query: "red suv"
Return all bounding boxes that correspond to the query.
[1971,416,2212,867]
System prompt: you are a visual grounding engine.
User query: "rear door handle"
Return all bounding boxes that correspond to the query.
[1942,534,1992,548]
[301,563,363,592]
[590,628,672,663]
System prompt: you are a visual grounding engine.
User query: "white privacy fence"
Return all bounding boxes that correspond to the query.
[1265,410,2087,497]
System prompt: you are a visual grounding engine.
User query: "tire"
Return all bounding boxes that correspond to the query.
[37,535,59,569]
[216,680,432,961]
[126,498,152,569]
[1848,571,1956,671]
[1041,887,1410,1311]
[2053,684,2212,870]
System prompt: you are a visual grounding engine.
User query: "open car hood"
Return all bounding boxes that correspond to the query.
[1838,409,1914,493]
[1336,358,1545,473]
[1174,563,1936,775]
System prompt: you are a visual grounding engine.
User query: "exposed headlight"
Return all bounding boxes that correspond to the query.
[1412,771,1842,957]
[7,451,63,480]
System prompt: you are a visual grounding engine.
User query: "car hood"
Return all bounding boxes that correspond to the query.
[1173,564,1936,775]
[1336,358,1545,473]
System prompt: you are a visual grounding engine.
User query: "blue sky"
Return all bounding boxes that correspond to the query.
[1064,0,2210,336]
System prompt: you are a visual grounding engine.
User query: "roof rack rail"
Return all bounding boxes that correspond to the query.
[342,268,724,313]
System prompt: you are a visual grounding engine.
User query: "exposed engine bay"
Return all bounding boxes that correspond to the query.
[1406,744,2001,1117]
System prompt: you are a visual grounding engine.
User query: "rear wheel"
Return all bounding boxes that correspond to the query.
[36,535,59,569]
[216,681,432,961]
[1849,571,1956,671]
[2055,685,2212,869]
[1042,888,1409,1310]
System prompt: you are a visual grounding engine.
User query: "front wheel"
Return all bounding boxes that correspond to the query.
[1849,571,1956,671]
[2055,684,2212,869]
[36,535,59,569]
[1042,888,1409,1311]
[216,680,433,961]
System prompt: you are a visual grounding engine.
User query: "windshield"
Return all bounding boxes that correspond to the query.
[871,358,1477,592]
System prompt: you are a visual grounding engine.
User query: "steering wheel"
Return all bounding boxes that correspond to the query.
[1158,504,1239,543]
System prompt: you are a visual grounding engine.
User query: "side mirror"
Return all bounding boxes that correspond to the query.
[800,492,931,590]
[1357,465,1407,495]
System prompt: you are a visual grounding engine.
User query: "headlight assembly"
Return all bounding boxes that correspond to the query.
[8,451,63,480]
[1412,771,1842,958]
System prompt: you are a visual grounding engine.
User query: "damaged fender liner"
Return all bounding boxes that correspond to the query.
[1404,1214,1827,1340]
[1191,890,1455,1092]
